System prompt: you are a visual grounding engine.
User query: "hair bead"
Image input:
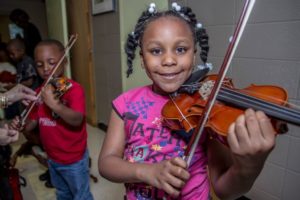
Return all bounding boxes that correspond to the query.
[148,3,156,13]
[196,23,203,29]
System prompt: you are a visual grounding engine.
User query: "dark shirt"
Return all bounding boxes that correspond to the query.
[16,55,39,89]
[23,22,41,58]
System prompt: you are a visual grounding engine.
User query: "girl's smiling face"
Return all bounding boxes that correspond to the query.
[141,16,195,95]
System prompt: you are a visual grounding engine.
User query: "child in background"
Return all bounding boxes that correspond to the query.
[12,39,93,200]
[0,42,16,120]
[98,3,276,200]
[9,8,42,58]
[7,38,39,90]
[0,42,16,92]
[6,38,39,119]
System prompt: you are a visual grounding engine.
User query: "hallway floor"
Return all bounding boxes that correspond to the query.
[13,124,124,200]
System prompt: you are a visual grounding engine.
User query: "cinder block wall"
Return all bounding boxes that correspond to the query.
[170,0,300,199]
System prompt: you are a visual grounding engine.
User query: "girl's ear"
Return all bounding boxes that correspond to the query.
[140,50,145,69]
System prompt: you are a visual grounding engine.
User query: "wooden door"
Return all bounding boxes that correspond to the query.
[66,0,97,125]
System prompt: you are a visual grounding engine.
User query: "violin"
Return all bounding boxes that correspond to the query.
[48,76,72,119]
[49,76,72,99]
[162,74,298,138]
[161,0,266,166]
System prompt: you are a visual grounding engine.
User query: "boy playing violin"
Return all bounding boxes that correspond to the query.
[12,39,93,200]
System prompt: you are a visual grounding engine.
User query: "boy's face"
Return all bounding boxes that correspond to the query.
[34,44,65,80]
[7,46,24,62]
[141,16,195,95]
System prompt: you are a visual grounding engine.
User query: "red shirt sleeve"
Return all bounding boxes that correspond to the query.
[63,80,86,115]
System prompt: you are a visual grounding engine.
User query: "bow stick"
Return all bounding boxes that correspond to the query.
[183,0,256,166]
[20,34,78,125]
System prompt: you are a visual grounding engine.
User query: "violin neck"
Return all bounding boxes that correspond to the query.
[218,87,300,126]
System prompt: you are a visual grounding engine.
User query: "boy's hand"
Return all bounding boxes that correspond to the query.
[227,109,276,171]
[42,84,61,110]
[141,157,190,198]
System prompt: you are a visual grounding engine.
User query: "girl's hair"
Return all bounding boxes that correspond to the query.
[125,3,209,77]
[35,39,65,53]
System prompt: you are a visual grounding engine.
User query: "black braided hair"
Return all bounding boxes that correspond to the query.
[125,4,209,77]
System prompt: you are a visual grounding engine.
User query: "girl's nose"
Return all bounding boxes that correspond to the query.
[162,52,176,67]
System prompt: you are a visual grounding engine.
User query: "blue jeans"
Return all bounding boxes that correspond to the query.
[48,150,93,200]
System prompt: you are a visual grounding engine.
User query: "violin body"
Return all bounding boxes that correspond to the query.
[162,74,291,137]
[49,77,72,98]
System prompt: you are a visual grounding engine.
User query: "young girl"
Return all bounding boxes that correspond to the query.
[98,3,276,200]
[12,39,93,200]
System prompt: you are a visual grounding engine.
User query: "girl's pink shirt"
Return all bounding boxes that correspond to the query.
[113,85,210,200]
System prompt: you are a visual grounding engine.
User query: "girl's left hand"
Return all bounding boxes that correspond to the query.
[41,84,61,110]
[227,109,276,170]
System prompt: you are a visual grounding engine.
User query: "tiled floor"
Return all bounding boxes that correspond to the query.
[13,124,125,200]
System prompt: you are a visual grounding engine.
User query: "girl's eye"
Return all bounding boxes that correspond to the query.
[150,48,162,55]
[176,47,187,54]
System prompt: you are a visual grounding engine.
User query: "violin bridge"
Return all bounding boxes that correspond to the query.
[198,80,214,100]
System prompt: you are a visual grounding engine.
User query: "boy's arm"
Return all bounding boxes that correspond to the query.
[51,103,83,126]
[208,109,276,200]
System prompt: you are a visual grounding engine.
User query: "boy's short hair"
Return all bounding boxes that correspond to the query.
[36,39,65,53]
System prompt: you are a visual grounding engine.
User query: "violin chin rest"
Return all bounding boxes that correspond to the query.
[176,67,210,95]
[186,67,210,85]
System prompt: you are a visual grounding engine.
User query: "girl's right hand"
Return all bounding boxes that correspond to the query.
[140,157,190,198]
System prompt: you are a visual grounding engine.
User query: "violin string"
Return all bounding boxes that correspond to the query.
[20,34,78,124]
[169,94,194,130]
[180,81,300,110]
[238,89,300,110]
[219,88,300,125]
